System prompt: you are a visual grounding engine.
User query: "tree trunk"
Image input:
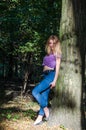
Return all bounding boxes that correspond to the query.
[8,22,15,78]
[72,0,86,129]
[59,0,81,109]
[8,53,14,78]
[49,1,85,130]
[22,52,32,94]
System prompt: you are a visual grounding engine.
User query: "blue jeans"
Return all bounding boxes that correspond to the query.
[32,71,55,116]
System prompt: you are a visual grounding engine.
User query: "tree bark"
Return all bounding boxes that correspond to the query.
[59,0,81,109]
[49,1,86,130]
[22,52,32,94]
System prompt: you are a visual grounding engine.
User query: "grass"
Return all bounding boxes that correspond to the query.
[60,124,66,130]
[0,108,37,121]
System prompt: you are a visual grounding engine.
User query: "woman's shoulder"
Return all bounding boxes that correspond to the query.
[55,53,62,59]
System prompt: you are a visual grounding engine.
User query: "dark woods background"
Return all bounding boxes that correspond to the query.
[0,0,86,83]
[0,0,61,83]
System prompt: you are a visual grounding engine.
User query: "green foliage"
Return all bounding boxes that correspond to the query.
[0,0,62,78]
[0,111,20,121]
[7,114,12,120]
[0,108,36,121]
[23,109,36,119]
[11,0,18,2]
[60,124,66,130]
[19,42,35,53]
[12,115,20,121]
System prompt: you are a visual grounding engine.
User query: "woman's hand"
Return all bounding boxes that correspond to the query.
[50,81,56,89]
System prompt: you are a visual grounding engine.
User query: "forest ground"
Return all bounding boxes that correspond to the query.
[0,79,85,130]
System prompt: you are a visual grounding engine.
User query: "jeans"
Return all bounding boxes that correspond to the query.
[32,71,55,116]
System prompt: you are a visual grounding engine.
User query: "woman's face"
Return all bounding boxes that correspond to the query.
[49,39,54,50]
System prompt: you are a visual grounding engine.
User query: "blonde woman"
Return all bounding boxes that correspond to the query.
[32,35,62,125]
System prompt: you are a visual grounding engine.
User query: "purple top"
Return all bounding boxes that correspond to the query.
[42,54,61,69]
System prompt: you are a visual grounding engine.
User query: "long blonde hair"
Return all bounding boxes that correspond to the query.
[45,35,62,55]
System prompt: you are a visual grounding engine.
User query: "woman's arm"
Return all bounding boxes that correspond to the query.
[50,58,61,89]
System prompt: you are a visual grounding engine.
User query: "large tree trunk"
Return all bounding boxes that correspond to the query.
[59,0,81,109]
[48,1,86,130]
[72,0,86,129]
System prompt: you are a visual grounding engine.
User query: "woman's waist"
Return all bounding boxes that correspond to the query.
[43,65,54,71]
[43,66,55,75]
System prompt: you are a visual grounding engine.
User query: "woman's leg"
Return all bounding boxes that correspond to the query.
[32,78,51,108]
[32,71,55,125]
[33,86,50,125]
[38,88,50,116]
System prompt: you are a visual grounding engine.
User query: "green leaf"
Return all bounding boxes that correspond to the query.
[7,114,12,119]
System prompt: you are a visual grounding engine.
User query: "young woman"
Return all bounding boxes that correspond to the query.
[32,35,62,125]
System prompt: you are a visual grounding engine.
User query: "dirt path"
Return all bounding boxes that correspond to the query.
[0,119,64,130]
[0,94,72,130]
